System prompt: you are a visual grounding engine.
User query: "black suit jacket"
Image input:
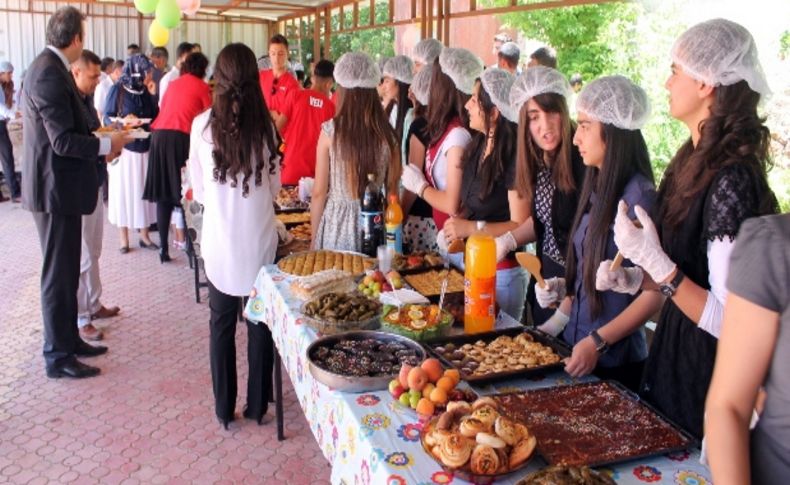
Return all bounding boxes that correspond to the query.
[21,48,100,216]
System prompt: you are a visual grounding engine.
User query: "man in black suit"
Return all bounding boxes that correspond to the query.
[21,6,129,378]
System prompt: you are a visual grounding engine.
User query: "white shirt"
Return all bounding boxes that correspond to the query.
[428,126,472,191]
[93,76,114,120]
[158,67,180,108]
[0,89,14,120]
[188,109,281,296]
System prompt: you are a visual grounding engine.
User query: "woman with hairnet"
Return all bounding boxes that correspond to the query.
[593,19,778,440]
[400,65,439,253]
[495,67,586,329]
[401,47,482,233]
[438,69,530,319]
[411,38,442,73]
[104,54,159,253]
[534,75,657,392]
[311,52,401,252]
[380,55,415,159]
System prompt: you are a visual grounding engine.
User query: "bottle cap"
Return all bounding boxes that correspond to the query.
[388,193,398,202]
[476,221,486,230]
[367,173,375,181]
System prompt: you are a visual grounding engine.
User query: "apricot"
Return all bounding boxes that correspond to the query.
[429,387,448,405]
[443,369,461,386]
[407,367,429,391]
[422,382,436,398]
[436,376,456,393]
[399,364,413,389]
[416,397,435,416]
[421,358,444,383]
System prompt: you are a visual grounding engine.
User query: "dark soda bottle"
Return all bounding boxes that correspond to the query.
[360,173,384,257]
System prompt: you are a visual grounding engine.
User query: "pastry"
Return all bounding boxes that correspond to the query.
[277,250,374,276]
[472,397,498,411]
[494,416,521,446]
[425,428,452,447]
[459,417,488,437]
[436,411,455,431]
[289,270,354,300]
[438,433,474,468]
[470,444,500,475]
[404,269,465,296]
[471,406,499,428]
[446,401,472,415]
[476,432,507,449]
[508,435,537,468]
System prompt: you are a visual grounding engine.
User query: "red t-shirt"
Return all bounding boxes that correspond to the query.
[151,74,211,134]
[259,70,299,115]
[280,89,335,185]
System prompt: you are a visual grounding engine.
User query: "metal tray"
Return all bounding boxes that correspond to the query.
[491,380,697,468]
[402,268,465,303]
[306,330,426,393]
[390,252,447,275]
[276,249,374,277]
[275,211,311,227]
[423,327,571,384]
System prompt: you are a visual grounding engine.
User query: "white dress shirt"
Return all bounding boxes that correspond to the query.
[93,76,113,120]
[158,67,180,108]
[188,109,281,297]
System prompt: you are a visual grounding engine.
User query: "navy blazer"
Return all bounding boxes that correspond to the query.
[21,49,100,215]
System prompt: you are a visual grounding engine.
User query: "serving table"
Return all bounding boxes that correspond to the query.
[245,264,713,484]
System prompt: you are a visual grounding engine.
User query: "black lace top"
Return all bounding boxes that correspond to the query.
[534,164,564,266]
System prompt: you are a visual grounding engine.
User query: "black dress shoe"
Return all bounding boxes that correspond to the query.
[139,240,159,250]
[217,415,234,430]
[74,340,108,357]
[46,358,100,379]
[243,405,270,425]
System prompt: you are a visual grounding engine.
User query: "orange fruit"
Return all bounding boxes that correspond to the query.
[407,367,429,391]
[443,369,461,386]
[421,358,444,383]
[429,387,448,405]
[436,376,455,393]
[416,397,435,416]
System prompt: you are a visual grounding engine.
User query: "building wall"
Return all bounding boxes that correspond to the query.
[0,1,269,85]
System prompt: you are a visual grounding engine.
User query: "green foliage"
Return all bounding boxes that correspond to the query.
[781,30,790,59]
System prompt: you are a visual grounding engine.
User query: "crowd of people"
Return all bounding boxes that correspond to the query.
[6,4,788,482]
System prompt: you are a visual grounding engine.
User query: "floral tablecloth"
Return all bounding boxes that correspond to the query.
[245,264,713,485]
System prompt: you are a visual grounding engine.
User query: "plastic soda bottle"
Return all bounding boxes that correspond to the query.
[464,222,496,334]
[360,173,384,257]
[385,194,404,254]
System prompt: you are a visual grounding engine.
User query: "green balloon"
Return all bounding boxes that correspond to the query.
[134,0,158,15]
[156,0,182,29]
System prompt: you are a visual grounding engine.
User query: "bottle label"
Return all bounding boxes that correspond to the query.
[385,223,403,254]
[464,276,496,318]
[359,210,384,256]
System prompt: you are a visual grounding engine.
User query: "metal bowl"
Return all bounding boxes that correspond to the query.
[306,330,426,393]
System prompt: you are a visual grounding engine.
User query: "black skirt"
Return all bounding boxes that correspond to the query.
[143,129,190,204]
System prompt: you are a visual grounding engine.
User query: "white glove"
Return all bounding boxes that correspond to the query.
[537,309,570,337]
[613,201,676,283]
[595,260,644,295]
[534,277,566,309]
[401,163,429,197]
[436,229,449,254]
[495,231,517,263]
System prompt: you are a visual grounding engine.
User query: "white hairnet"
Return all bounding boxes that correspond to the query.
[510,66,572,114]
[671,18,770,96]
[334,51,381,90]
[439,47,483,95]
[413,38,443,66]
[576,75,651,130]
[0,61,13,74]
[480,68,517,123]
[498,42,520,59]
[383,55,414,84]
[411,64,433,106]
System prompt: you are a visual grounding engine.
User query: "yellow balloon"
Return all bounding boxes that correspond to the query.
[148,20,169,47]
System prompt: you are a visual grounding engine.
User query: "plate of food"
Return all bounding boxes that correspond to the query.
[516,466,616,485]
[110,115,152,126]
[300,291,382,335]
[94,126,150,139]
[421,397,537,483]
[403,268,465,301]
[275,186,309,211]
[387,358,478,417]
[380,304,454,341]
[288,222,311,241]
[277,250,375,277]
[392,252,445,273]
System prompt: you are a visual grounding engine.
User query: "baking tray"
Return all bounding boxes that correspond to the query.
[422,327,571,384]
[402,268,465,303]
[275,211,311,227]
[306,330,425,393]
[491,380,697,468]
[390,252,446,275]
[276,249,375,277]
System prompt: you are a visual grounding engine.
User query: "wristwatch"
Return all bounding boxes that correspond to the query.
[659,269,685,298]
[589,330,610,354]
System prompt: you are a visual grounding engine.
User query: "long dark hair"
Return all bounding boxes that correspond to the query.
[463,80,517,199]
[514,93,576,205]
[1,79,12,109]
[208,43,279,197]
[427,58,470,146]
[384,80,412,142]
[333,86,401,198]
[565,124,654,319]
[657,80,775,227]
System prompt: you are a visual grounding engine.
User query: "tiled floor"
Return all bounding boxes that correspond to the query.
[0,199,331,484]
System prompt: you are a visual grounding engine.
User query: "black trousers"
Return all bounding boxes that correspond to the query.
[155,201,182,253]
[32,211,82,367]
[0,121,20,198]
[208,280,274,421]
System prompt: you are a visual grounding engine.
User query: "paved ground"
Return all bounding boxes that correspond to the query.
[0,199,331,484]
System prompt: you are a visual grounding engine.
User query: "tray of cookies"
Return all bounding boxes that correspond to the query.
[421,397,537,483]
[423,327,570,384]
[403,268,465,302]
[277,250,375,277]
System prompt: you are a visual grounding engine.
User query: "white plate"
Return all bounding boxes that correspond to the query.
[93,129,150,139]
[110,117,152,125]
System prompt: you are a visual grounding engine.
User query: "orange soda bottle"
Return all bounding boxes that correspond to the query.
[464,222,496,334]
[385,193,403,254]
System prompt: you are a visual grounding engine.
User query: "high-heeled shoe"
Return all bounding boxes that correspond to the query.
[217,415,234,430]
[139,240,159,250]
[243,405,269,426]
[159,250,171,263]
